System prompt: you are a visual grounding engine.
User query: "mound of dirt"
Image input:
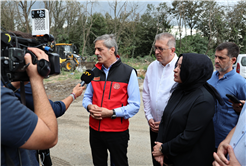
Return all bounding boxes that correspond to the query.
[44,79,81,101]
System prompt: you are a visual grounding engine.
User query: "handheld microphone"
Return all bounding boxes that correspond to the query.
[80,69,94,86]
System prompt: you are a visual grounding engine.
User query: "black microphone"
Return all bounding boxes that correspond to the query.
[80,69,94,86]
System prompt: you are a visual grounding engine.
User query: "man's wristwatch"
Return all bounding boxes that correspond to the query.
[159,144,162,152]
[111,109,116,119]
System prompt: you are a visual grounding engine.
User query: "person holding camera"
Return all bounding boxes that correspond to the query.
[14,82,84,166]
[1,30,85,166]
[1,47,58,166]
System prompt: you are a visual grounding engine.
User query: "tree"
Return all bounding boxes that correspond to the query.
[117,1,142,58]
[76,1,98,57]
[226,1,246,53]
[182,1,205,36]
[87,13,108,56]
[196,1,226,55]
[147,2,172,56]
[108,1,133,43]
[15,0,36,33]
[42,0,54,30]
[1,1,17,31]
[133,3,169,57]
[64,0,83,43]
[176,33,210,56]
[170,1,186,53]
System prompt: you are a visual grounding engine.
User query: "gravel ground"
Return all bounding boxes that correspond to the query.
[43,76,153,166]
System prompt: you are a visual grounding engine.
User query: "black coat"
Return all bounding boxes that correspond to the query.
[156,86,215,166]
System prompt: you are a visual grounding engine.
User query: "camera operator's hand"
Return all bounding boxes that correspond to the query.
[24,47,49,81]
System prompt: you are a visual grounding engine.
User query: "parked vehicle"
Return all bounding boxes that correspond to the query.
[234,54,246,78]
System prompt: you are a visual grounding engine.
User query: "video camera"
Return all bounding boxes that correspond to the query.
[0,9,60,82]
[1,32,60,82]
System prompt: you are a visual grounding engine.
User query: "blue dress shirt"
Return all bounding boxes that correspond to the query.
[207,69,246,148]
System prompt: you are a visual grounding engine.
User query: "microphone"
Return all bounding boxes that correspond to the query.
[80,69,94,86]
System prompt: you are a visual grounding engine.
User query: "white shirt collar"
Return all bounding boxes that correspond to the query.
[157,53,178,68]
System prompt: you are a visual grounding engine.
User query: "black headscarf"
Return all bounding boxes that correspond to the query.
[173,53,224,105]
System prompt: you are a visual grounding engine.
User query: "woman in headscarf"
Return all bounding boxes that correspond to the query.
[152,53,224,166]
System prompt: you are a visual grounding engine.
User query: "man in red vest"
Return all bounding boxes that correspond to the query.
[82,34,140,166]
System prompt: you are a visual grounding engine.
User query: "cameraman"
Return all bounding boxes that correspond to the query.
[2,30,85,165]
[1,47,58,166]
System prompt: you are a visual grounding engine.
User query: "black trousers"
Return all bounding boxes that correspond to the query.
[150,128,161,166]
[90,127,129,166]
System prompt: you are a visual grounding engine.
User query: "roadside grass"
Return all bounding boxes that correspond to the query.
[121,55,155,79]
[44,68,82,83]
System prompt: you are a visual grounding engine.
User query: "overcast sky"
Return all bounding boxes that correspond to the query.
[32,0,163,16]
[33,0,238,16]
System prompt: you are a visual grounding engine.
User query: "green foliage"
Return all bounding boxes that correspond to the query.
[171,1,206,36]
[144,55,156,62]
[121,55,154,74]
[131,3,173,58]
[87,13,108,56]
[2,0,246,61]
[176,33,209,55]
[118,45,136,58]
[240,36,246,54]
[73,69,82,80]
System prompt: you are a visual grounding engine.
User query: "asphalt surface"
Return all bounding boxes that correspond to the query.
[50,86,153,166]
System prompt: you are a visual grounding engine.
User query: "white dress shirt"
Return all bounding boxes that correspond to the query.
[229,104,246,165]
[142,54,178,122]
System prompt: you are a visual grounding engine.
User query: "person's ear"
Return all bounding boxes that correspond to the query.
[232,57,237,64]
[170,47,175,53]
[110,47,115,55]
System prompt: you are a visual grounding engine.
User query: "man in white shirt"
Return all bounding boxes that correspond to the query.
[213,101,246,166]
[142,32,178,166]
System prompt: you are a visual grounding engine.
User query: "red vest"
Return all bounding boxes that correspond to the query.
[89,58,134,132]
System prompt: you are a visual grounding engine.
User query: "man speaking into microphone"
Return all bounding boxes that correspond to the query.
[82,34,140,166]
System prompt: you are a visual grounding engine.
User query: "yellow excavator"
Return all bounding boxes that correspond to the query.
[53,43,81,71]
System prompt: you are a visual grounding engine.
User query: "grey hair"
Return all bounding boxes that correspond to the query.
[155,32,176,48]
[94,34,118,56]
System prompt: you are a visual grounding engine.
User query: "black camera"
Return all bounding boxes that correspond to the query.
[1,31,60,82]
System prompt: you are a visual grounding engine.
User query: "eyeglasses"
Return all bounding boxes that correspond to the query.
[153,46,170,52]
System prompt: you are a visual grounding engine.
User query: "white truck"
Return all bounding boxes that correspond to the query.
[234,54,246,78]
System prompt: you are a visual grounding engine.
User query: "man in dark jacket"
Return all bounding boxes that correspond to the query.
[82,34,140,166]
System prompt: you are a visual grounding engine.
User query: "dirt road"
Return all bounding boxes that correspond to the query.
[44,78,153,166]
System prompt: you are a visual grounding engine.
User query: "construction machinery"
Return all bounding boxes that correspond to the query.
[53,43,82,71]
